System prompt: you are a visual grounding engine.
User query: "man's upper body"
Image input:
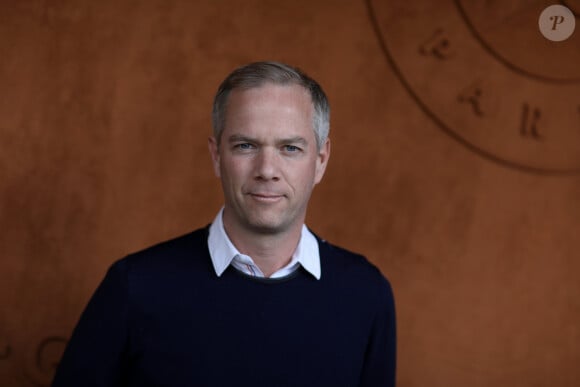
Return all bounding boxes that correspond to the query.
[52,61,396,386]
[51,219,396,386]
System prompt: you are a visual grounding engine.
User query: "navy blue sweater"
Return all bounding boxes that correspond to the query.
[52,227,396,386]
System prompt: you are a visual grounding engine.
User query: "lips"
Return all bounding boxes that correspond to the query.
[247,192,285,203]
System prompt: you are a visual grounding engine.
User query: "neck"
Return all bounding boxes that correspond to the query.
[223,221,303,278]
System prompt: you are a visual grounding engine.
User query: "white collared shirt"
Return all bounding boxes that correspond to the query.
[207,209,321,279]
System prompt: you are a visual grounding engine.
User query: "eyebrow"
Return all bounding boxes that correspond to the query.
[227,134,256,144]
[277,136,308,146]
[227,134,309,146]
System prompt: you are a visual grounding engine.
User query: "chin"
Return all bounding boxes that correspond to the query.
[245,216,290,235]
[247,222,286,235]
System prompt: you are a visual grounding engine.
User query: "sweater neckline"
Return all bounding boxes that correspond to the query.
[228,265,307,284]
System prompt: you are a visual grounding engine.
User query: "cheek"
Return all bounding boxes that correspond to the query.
[220,159,249,186]
[290,164,318,189]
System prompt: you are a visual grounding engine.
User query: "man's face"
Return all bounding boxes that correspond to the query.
[208,83,330,237]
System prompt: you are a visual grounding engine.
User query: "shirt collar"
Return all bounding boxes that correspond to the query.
[207,208,321,280]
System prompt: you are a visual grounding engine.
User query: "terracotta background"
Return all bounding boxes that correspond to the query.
[1,1,579,386]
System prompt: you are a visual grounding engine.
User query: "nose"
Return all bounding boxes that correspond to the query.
[254,147,280,181]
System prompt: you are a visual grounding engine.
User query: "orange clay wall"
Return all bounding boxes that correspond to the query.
[1,1,579,386]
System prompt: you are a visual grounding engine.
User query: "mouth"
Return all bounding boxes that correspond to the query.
[248,193,285,203]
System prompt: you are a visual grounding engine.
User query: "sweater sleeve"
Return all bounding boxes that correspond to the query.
[51,259,130,387]
[359,276,397,387]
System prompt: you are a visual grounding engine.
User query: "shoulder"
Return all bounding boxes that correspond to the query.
[316,235,384,277]
[316,235,393,298]
[108,226,211,277]
[98,226,216,305]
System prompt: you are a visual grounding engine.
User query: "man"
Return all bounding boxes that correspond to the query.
[52,61,396,386]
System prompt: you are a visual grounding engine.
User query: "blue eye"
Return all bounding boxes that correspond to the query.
[235,143,255,150]
[284,145,300,152]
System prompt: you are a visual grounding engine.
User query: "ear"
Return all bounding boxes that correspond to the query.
[208,136,221,177]
[314,138,331,184]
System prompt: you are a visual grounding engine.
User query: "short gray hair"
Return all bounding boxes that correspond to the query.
[212,61,330,150]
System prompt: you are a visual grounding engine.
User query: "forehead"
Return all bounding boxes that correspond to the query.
[223,83,314,132]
